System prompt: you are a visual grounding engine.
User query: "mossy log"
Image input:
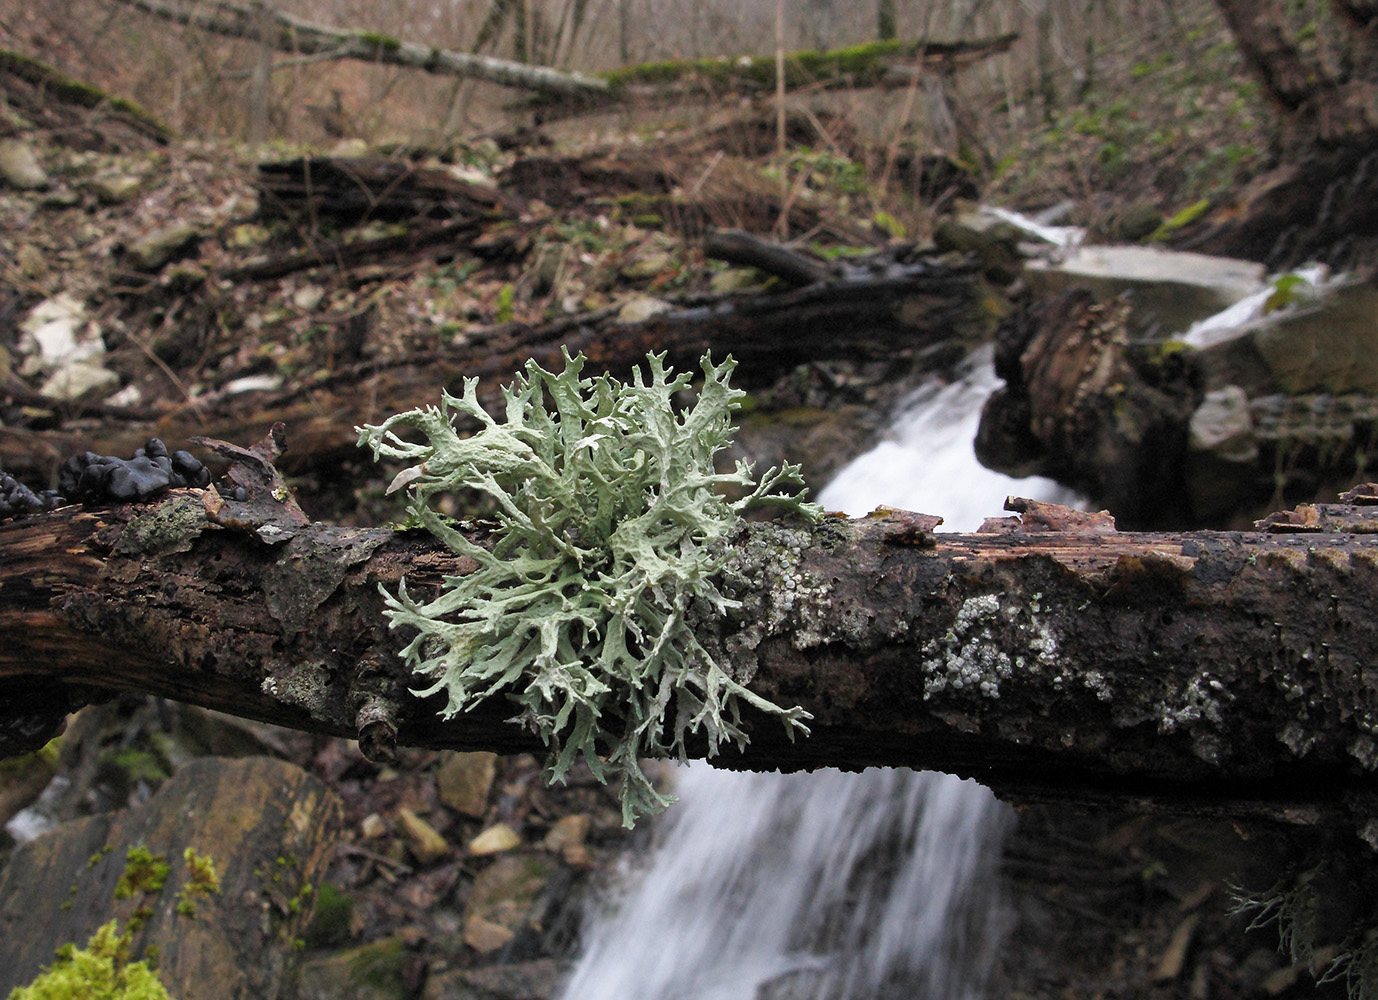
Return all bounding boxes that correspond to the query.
[2,435,1378,844]
[106,0,1013,110]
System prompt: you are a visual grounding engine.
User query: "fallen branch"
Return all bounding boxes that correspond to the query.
[3,434,1377,841]
[106,0,610,100]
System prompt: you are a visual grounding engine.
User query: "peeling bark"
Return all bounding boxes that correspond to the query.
[3,441,1378,842]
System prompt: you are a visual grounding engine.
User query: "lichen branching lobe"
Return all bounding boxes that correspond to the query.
[357,349,820,826]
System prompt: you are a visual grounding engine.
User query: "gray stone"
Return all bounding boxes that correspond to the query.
[1252,280,1378,395]
[616,294,671,323]
[0,139,48,190]
[1025,245,1266,337]
[298,938,409,1000]
[19,294,104,373]
[1189,386,1257,462]
[421,958,562,1000]
[130,223,202,271]
[436,751,497,818]
[88,172,143,204]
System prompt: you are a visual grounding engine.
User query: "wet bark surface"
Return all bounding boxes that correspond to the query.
[4,457,1378,842]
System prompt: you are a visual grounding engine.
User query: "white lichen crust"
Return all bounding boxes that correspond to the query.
[357,350,820,826]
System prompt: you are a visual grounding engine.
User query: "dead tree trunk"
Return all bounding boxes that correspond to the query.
[3,435,1378,843]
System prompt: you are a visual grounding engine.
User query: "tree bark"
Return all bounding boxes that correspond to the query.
[4,436,1378,842]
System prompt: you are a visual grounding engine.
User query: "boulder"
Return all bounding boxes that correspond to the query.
[1024,245,1266,337]
[0,756,343,1000]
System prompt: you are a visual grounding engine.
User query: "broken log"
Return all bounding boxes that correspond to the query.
[3,436,1378,844]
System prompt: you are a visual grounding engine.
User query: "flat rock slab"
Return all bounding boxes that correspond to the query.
[1025,245,1266,337]
[0,755,343,999]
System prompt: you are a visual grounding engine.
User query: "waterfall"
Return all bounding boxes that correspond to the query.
[557,347,1080,1000]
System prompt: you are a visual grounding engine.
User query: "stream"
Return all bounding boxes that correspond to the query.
[557,348,1081,1000]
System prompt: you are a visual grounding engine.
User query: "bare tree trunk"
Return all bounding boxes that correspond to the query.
[877,0,896,41]
[246,1,271,145]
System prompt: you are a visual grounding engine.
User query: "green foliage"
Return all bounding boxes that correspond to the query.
[1149,199,1211,242]
[357,350,819,826]
[1263,272,1315,314]
[6,921,172,1000]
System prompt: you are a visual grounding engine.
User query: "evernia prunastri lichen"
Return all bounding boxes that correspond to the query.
[357,350,819,826]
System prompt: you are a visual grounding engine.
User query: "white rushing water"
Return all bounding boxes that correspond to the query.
[558,348,1081,1000]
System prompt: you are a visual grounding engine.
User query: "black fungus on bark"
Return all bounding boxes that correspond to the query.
[58,438,211,502]
[0,473,64,520]
[0,438,211,520]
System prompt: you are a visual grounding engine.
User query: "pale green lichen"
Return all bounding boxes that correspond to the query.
[1230,866,1378,1000]
[357,350,819,826]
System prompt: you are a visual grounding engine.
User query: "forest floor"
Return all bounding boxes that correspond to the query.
[0,5,1341,999]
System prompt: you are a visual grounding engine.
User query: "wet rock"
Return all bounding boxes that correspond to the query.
[708,267,765,293]
[0,757,342,999]
[933,207,1024,283]
[1250,280,1378,395]
[1025,245,1266,337]
[462,914,515,954]
[619,245,674,280]
[298,936,410,1000]
[462,852,556,955]
[421,957,562,1000]
[436,751,497,819]
[541,814,591,869]
[469,822,521,856]
[0,139,48,190]
[395,807,450,865]
[1188,386,1257,461]
[615,294,671,323]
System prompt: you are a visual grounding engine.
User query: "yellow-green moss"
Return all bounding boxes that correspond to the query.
[0,49,169,140]
[6,921,172,1000]
[114,848,169,901]
[1150,199,1211,241]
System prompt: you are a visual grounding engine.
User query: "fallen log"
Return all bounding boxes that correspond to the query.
[3,433,1378,844]
[0,255,990,484]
